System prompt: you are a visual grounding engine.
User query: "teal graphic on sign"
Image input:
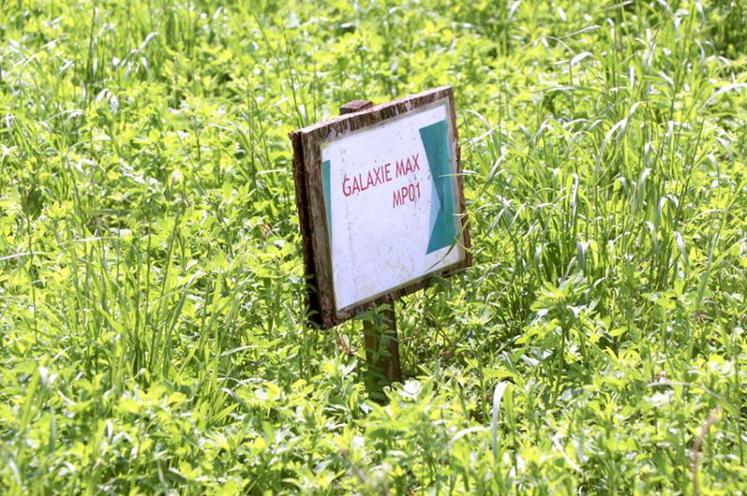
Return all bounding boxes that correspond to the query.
[322,159,332,242]
[420,120,457,254]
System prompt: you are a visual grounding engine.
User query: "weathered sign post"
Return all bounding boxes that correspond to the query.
[290,86,471,395]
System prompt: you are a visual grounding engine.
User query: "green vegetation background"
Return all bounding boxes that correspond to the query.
[1,0,745,493]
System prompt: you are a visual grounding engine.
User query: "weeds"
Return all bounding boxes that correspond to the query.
[1,0,745,493]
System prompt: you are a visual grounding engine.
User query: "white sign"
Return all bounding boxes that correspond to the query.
[291,87,470,327]
[321,102,464,310]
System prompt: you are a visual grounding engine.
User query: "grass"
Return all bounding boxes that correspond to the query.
[1,0,746,493]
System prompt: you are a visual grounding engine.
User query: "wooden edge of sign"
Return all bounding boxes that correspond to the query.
[289,130,325,327]
[451,95,473,269]
[295,86,454,142]
[299,130,337,326]
[291,85,472,329]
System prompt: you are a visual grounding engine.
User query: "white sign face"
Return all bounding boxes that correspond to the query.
[319,100,466,311]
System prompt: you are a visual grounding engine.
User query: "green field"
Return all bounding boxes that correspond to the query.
[1,1,746,494]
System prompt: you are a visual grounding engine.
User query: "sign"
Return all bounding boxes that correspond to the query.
[290,86,471,328]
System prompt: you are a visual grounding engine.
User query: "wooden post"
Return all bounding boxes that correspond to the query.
[362,302,402,383]
[339,100,403,396]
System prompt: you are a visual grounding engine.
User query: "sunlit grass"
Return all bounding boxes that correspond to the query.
[1,0,745,493]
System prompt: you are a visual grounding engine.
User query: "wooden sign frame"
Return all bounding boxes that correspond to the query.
[290,86,471,329]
